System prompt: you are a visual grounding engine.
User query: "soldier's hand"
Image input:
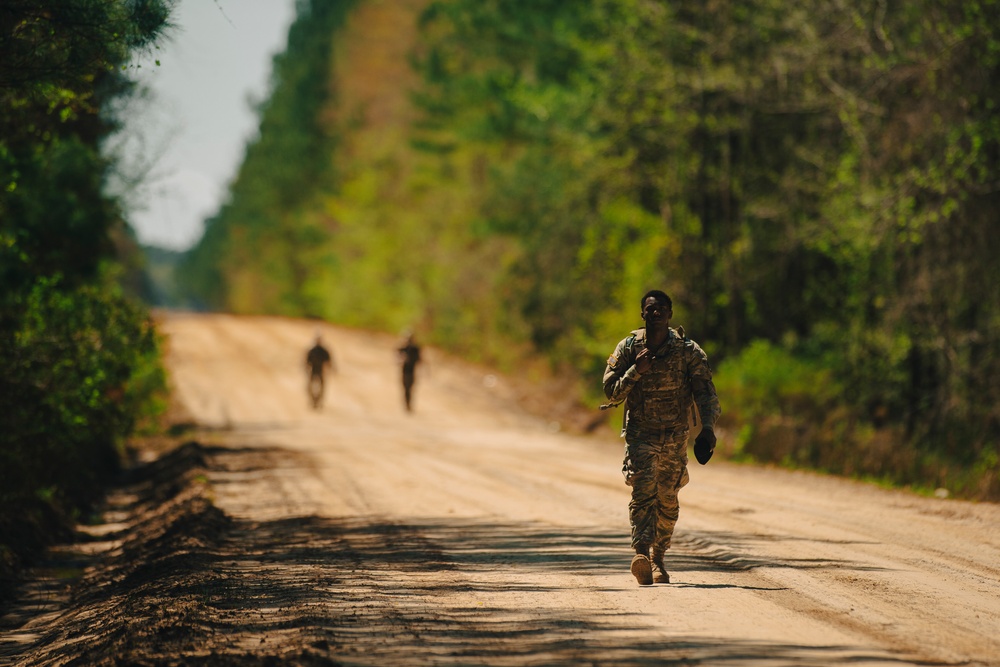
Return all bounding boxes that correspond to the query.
[693,428,716,465]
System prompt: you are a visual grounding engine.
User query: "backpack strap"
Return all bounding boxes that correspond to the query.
[599,331,641,411]
[674,325,700,428]
[615,333,638,430]
[623,332,637,361]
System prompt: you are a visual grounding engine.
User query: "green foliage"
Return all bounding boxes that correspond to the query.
[716,339,841,428]
[180,0,359,315]
[0,0,173,572]
[0,137,117,290]
[0,277,165,508]
[181,0,1000,499]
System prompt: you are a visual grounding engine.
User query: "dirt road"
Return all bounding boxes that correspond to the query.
[3,312,999,666]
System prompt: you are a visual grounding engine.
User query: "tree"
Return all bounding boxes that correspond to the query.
[0,0,172,547]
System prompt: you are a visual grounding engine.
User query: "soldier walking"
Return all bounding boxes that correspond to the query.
[306,334,334,409]
[603,290,721,585]
[397,332,422,412]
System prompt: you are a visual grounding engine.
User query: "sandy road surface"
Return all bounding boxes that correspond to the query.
[4,312,999,666]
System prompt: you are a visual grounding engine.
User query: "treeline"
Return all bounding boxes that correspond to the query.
[180,0,1000,499]
[0,0,170,587]
[181,0,359,315]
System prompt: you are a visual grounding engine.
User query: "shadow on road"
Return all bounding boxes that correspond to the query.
[0,442,940,667]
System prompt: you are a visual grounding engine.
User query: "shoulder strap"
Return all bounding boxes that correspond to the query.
[673,325,700,427]
[599,332,640,412]
[619,332,643,430]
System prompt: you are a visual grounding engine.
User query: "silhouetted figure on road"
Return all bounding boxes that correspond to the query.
[306,334,334,409]
[397,332,422,412]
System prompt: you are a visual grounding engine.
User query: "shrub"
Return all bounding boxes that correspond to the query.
[0,276,165,512]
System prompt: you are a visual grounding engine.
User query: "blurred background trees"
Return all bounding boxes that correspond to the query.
[177,0,1000,499]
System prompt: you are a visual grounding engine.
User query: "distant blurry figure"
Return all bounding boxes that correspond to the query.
[306,334,334,409]
[397,332,422,412]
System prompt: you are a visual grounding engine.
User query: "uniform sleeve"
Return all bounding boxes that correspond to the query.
[603,338,642,403]
[687,341,721,430]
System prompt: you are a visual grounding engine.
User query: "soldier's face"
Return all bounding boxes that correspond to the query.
[642,298,671,325]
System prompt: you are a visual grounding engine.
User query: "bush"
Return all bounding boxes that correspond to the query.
[0,276,165,512]
[714,337,1000,500]
[715,339,841,458]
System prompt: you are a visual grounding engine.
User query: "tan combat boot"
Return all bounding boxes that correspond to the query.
[630,554,653,586]
[652,554,670,584]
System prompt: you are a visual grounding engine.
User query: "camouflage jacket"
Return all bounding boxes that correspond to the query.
[603,327,721,436]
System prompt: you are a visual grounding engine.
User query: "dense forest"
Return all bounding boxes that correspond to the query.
[0,0,170,592]
[180,0,1000,500]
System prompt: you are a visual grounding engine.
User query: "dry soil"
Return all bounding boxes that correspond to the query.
[1,312,998,666]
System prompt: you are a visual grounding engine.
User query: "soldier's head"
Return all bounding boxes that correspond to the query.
[640,290,672,325]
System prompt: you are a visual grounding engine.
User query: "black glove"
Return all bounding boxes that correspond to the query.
[693,428,716,465]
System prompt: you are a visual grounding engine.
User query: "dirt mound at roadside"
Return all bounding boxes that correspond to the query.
[1,441,340,667]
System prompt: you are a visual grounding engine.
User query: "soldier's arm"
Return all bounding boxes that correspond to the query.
[603,338,641,403]
[687,342,721,430]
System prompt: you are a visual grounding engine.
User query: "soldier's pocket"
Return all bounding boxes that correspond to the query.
[623,441,654,487]
[622,442,642,487]
[622,448,637,486]
[677,466,690,490]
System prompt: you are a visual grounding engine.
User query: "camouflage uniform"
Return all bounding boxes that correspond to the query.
[603,327,721,561]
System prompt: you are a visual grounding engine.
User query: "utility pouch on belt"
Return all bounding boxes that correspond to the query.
[622,448,634,486]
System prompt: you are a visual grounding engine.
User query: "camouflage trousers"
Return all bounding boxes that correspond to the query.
[622,429,690,557]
